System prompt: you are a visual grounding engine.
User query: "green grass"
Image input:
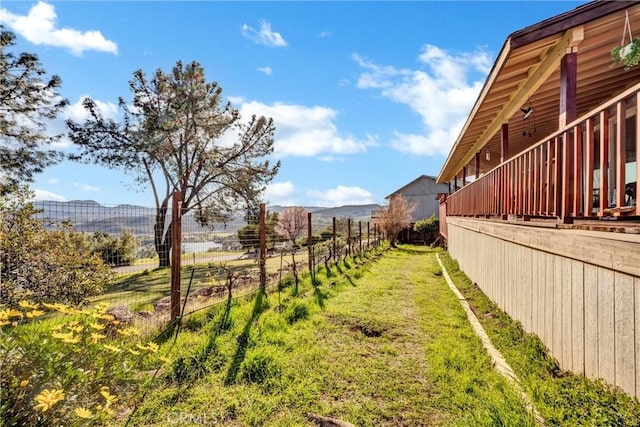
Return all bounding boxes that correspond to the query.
[438,252,640,426]
[120,245,537,426]
[93,252,312,312]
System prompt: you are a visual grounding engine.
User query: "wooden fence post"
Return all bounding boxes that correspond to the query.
[332,217,337,262]
[170,190,182,323]
[359,221,362,254]
[347,218,351,256]
[259,203,266,292]
[307,212,313,273]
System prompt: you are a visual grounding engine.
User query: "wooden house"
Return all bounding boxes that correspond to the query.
[437,0,640,398]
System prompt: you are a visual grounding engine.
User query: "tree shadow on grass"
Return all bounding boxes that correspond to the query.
[223,290,267,386]
[395,246,431,256]
[344,274,356,287]
[314,285,327,309]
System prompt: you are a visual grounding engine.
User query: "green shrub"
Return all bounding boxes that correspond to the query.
[0,301,164,425]
[414,214,439,234]
[90,230,137,267]
[0,188,113,305]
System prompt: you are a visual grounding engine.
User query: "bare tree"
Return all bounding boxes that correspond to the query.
[275,207,308,247]
[275,207,308,294]
[374,194,416,247]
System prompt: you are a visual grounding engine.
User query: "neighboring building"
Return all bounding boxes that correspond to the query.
[385,175,449,222]
[438,1,640,399]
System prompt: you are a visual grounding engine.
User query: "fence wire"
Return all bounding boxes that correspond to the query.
[1,198,381,329]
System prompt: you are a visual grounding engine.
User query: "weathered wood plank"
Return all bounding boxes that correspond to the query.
[584,264,599,378]
[571,260,585,374]
[614,273,635,396]
[562,257,573,371]
[597,267,615,381]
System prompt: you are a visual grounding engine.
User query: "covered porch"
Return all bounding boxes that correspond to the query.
[437,1,640,400]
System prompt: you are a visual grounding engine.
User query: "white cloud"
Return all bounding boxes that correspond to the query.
[257,66,273,76]
[48,96,118,148]
[227,96,245,106]
[65,96,118,122]
[74,182,100,192]
[47,178,59,184]
[318,31,332,38]
[308,185,375,207]
[236,101,374,157]
[33,189,66,201]
[264,181,296,206]
[241,20,287,47]
[0,1,118,56]
[354,44,491,156]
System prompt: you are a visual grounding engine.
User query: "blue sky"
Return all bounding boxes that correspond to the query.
[1,1,585,207]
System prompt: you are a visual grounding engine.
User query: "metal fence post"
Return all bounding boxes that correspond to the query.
[170,190,182,323]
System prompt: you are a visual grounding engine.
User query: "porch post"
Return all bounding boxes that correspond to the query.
[501,123,509,163]
[559,50,577,223]
[559,51,577,127]
[462,166,467,187]
[475,152,481,178]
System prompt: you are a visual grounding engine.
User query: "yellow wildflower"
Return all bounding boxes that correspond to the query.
[96,404,114,415]
[159,356,171,364]
[127,348,140,356]
[18,300,39,310]
[33,389,65,412]
[26,310,45,318]
[99,314,115,321]
[42,302,69,313]
[116,327,140,337]
[144,342,159,353]
[0,308,23,320]
[100,389,118,406]
[62,335,80,344]
[52,331,74,340]
[135,342,159,353]
[103,344,120,353]
[94,303,109,313]
[74,407,92,419]
[0,321,9,327]
[52,323,65,331]
[20,379,29,387]
[88,333,106,344]
[66,324,83,333]
[88,322,105,330]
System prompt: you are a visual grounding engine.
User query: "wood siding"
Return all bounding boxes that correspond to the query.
[447,217,640,399]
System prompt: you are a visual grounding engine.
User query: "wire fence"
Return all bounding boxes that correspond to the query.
[1,193,381,330]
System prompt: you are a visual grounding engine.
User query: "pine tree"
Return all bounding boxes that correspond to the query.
[68,60,280,267]
[0,28,67,195]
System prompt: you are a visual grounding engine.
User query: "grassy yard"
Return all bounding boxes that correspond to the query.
[121,246,537,426]
[95,251,311,312]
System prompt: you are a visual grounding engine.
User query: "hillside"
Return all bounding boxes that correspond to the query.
[33,200,382,236]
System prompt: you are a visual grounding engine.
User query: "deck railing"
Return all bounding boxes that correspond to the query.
[447,82,640,221]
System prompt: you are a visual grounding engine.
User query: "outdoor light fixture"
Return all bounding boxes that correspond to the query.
[485,150,491,161]
[521,106,533,119]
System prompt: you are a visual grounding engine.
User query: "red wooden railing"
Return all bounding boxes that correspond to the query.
[447,83,640,221]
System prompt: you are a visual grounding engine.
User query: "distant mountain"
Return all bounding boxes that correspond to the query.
[33,200,382,237]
